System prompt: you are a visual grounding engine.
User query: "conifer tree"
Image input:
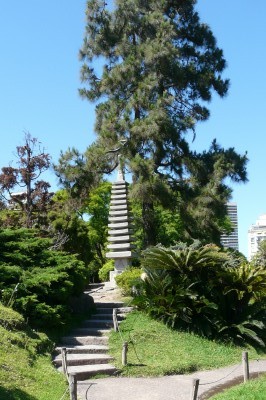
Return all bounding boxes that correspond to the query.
[71,0,247,246]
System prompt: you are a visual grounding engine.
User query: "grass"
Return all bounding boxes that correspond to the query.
[0,304,69,400]
[109,311,265,377]
[209,374,266,399]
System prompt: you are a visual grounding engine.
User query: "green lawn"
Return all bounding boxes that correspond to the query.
[109,311,265,377]
[210,374,266,399]
[0,304,68,400]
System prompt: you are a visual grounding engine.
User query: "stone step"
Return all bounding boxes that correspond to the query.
[61,363,117,380]
[94,302,125,309]
[90,313,123,320]
[81,319,114,329]
[91,313,113,319]
[60,335,108,346]
[54,353,114,367]
[88,283,104,289]
[70,328,110,337]
[54,344,109,354]
[92,307,115,315]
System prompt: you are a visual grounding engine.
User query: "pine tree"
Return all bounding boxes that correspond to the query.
[71,0,247,246]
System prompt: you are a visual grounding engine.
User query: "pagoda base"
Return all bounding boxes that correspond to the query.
[109,257,132,286]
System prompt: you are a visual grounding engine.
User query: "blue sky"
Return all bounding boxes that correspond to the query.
[0,0,265,257]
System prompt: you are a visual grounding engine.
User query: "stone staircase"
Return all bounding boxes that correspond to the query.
[53,283,125,380]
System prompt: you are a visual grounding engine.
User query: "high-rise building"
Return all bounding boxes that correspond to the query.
[220,202,239,251]
[248,214,266,260]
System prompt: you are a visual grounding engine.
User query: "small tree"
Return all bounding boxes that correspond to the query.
[0,133,51,227]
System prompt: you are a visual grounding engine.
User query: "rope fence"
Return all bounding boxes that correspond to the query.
[190,352,266,400]
[113,316,266,400]
[198,362,242,386]
[113,306,135,366]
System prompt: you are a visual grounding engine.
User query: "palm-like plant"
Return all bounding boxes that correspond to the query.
[213,263,266,347]
[135,243,266,347]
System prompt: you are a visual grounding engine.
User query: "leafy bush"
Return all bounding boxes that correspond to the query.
[0,228,90,329]
[134,243,266,348]
[98,260,114,282]
[115,268,142,295]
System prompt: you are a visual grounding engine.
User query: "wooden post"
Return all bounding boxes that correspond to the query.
[69,373,77,400]
[190,378,199,400]
[242,351,250,382]
[113,308,118,332]
[61,347,67,376]
[122,341,128,366]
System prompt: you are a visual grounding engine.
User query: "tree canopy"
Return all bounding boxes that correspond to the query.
[0,133,52,228]
[55,0,248,247]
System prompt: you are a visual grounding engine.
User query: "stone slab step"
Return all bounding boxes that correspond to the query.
[70,328,110,336]
[92,307,115,315]
[88,283,104,289]
[81,319,114,328]
[60,336,108,346]
[94,301,125,307]
[62,363,117,380]
[90,314,123,321]
[90,314,113,320]
[54,344,109,354]
[54,353,113,367]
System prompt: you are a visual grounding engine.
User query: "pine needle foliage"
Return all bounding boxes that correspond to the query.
[65,0,249,247]
[0,228,89,329]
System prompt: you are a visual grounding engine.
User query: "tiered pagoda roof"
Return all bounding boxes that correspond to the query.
[106,161,135,272]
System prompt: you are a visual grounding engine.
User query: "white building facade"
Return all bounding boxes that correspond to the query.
[248,214,266,260]
[220,202,239,251]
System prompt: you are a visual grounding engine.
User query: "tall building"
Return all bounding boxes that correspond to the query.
[220,202,239,251]
[248,214,266,260]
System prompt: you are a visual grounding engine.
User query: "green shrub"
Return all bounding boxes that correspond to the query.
[115,268,142,295]
[98,260,114,282]
[134,243,266,348]
[0,228,90,329]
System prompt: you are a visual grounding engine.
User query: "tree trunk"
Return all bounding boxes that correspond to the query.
[142,201,157,248]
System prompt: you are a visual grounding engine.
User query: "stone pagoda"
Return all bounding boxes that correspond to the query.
[106,156,135,282]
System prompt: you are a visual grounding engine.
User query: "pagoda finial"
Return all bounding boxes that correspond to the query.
[116,154,124,182]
